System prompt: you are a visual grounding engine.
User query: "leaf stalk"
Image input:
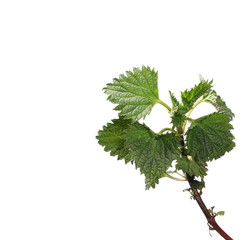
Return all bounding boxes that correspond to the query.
[156,99,171,111]
[158,128,177,135]
[163,173,187,181]
[182,98,204,131]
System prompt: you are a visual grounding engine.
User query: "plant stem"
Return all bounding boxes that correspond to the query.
[158,128,177,135]
[187,175,233,240]
[186,98,205,118]
[175,171,187,178]
[182,98,204,131]
[156,99,171,111]
[179,134,233,240]
[163,173,187,181]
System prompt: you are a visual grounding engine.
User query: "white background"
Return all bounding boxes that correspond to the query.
[0,1,246,239]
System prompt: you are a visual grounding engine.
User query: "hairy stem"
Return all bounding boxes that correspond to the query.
[187,175,233,240]
[179,134,233,239]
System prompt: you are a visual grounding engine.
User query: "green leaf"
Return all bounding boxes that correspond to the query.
[169,91,185,129]
[170,113,187,129]
[124,123,181,189]
[104,66,159,122]
[176,157,207,177]
[96,117,132,160]
[203,90,235,119]
[170,78,213,129]
[181,78,213,108]
[169,91,180,107]
[190,179,205,191]
[145,177,159,191]
[209,207,225,217]
[216,211,225,216]
[186,112,235,162]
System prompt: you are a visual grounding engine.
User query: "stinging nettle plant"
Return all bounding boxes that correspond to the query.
[96,66,235,240]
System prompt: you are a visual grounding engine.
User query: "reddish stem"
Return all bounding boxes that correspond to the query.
[180,136,233,239]
[187,176,233,240]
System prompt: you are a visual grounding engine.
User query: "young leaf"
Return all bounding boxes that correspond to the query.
[170,113,187,129]
[216,211,225,216]
[169,91,180,107]
[203,90,235,119]
[176,156,207,177]
[186,112,235,162]
[124,123,181,189]
[104,66,160,122]
[170,78,213,129]
[96,117,132,160]
[181,78,213,108]
[190,179,205,191]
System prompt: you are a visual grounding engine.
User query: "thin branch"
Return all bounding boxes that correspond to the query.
[156,99,171,111]
[163,173,187,181]
[180,134,233,240]
[182,98,204,131]
[175,171,187,178]
[187,175,233,240]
